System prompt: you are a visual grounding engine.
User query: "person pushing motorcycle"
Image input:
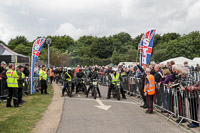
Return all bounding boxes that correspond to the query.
[107,68,126,99]
[86,67,101,98]
[61,68,74,97]
[76,69,86,93]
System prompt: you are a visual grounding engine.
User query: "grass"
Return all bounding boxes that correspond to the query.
[0,84,53,133]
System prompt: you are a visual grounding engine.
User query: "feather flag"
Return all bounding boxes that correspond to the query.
[139,29,156,66]
[31,38,45,94]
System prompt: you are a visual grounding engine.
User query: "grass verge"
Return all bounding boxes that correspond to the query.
[0,84,53,133]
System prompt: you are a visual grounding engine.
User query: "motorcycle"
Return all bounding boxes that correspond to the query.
[76,78,87,95]
[112,81,121,101]
[91,79,98,99]
[65,78,73,97]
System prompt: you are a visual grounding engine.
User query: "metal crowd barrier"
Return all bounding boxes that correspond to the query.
[122,76,140,96]
[98,73,110,86]
[124,76,200,127]
[0,76,40,102]
[175,86,200,126]
[154,83,177,121]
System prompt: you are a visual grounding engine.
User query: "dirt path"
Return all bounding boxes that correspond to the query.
[33,83,64,133]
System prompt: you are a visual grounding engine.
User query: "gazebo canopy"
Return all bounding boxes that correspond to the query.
[160,57,198,66]
[0,43,29,63]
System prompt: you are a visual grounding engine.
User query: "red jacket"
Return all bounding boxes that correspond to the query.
[74,68,79,77]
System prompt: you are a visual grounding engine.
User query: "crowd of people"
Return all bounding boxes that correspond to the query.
[0,60,200,128]
[50,61,200,128]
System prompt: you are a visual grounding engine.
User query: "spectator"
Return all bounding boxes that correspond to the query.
[128,67,136,96]
[74,65,80,77]
[23,64,30,77]
[0,61,6,74]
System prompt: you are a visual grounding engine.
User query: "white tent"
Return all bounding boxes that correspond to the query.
[118,62,136,66]
[160,57,198,66]
[193,57,200,64]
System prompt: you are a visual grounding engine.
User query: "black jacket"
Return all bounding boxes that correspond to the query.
[17,71,25,88]
[0,67,5,74]
[154,71,162,83]
[76,72,86,78]
[88,71,98,80]
[23,67,30,77]
[64,72,74,80]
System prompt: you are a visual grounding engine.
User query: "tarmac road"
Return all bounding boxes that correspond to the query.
[56,85,188,133]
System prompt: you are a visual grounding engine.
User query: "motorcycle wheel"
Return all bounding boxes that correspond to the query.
[84,85,87,95]
[117,87,120,101]
[94,87,97,99]
[68,86,72,97]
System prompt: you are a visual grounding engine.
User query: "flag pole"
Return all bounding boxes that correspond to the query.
[31,48,33,94]
[136,42,140,65]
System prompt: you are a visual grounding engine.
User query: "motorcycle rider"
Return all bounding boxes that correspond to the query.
[86,67,101,98]
[61,67,74,97]
[107,68,126,99]
[76,69,86,93]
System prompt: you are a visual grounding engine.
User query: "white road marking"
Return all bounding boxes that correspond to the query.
[64,97,139,105]
[95,98,111,111]
[78,94,81,97]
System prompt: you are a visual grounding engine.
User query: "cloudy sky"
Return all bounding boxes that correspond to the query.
[0,0,200,43]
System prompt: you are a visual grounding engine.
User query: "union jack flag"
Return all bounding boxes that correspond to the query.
[139,29,156,66]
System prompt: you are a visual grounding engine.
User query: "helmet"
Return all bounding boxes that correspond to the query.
[1,61,6,65]
[113,68,117,72]
[68,67,72,71]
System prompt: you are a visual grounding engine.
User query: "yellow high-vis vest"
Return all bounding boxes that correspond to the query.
[111,73,120,84]
[6,69,19,88]
[39,69,47,80]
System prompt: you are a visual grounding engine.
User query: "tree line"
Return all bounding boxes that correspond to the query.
[1,31,200,66]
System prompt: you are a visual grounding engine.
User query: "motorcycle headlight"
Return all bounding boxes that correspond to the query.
[93,82,97,85]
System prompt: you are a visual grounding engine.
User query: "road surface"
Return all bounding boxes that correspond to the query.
[56,85,187,133]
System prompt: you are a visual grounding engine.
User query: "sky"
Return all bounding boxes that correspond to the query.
[0,0,200,43]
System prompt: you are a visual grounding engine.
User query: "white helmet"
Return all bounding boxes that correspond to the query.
[68,67,72,71]
[1,61,6,65]
[113,68,117,72]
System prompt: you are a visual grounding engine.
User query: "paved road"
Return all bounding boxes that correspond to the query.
[57,85,188,133]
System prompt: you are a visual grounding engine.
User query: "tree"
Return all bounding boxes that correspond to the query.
[8,36,29,49]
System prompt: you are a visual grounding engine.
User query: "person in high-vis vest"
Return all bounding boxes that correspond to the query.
[49,67,54,84]
[107,68,126,99]
[61,67,74,97]
[144,68,155,114]
[6,64,19,107]
[17,65,25,105]
[39,65,48,94]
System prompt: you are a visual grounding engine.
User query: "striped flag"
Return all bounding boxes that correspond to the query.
[31,38,45,94]
[139,29,156,66]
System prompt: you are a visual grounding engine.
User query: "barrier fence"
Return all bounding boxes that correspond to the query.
[0,76,40,101]
[119,73,200,127]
